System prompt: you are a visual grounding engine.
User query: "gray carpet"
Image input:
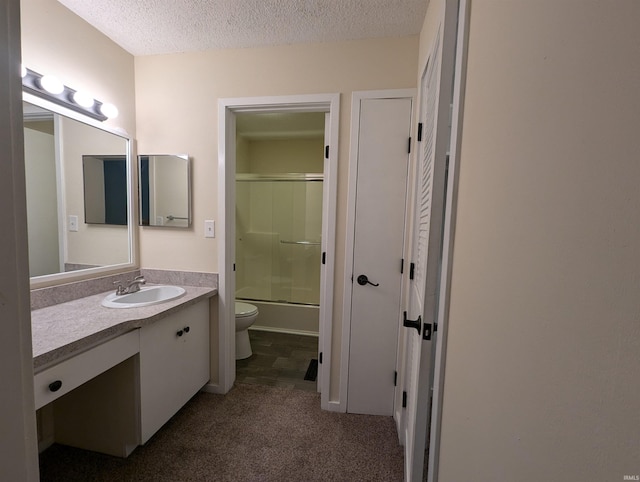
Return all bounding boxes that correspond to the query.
[39,383,404,481]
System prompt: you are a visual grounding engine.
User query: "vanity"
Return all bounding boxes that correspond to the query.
[32,281,217,457]
[22,61,213,458]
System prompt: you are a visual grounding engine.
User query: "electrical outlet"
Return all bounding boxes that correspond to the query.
[68,215,78,232]
[204,220,215,238]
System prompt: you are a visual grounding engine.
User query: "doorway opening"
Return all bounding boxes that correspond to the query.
[235,112,325,391]
[218,94,340,410]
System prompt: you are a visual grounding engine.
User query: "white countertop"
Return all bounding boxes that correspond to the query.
[31,285,217,371]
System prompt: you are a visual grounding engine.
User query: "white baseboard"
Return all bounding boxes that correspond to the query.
[38,435,55,454]
[201,382,226,394]
[326,400,345,413]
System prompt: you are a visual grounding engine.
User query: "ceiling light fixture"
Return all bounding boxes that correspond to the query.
[22,67,117,122]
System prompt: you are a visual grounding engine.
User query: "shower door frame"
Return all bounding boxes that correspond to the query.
[217,94,340,411]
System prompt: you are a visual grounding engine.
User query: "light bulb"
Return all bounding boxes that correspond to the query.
[99,102,119,119]
[73,91,94,108]
[40,74,64,94]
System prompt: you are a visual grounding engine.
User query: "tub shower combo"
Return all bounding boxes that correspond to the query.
[235,173,322,338]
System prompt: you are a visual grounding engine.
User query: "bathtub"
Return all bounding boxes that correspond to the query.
[236,288,319,336]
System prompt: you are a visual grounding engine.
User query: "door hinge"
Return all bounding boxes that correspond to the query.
[407,137,412,154]
[394,371,398,387]
[325,145,329,159]
[409,262,415,280]
[400,258,404,274]
[322,252,326,265]
[403,311,421,334]
[402,391,407,408]
[233,263,236,272]
[319,352,323,364]
[417,122,423,142]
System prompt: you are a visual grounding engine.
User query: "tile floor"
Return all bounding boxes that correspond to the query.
[235,330,319,392]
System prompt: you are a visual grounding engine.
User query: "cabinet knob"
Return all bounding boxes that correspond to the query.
[184,326,190,333]
[176,330,184,337]
[49,380,62,392]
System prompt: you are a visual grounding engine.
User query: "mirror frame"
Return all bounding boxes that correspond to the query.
[24,92,137,289]
[137,154,191,228]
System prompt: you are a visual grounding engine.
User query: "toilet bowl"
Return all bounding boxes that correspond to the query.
[235,301,258,360]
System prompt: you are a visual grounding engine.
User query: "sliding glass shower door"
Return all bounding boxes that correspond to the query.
[236,174,323,305]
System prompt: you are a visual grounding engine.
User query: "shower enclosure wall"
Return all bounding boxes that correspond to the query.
[236,174,322,334]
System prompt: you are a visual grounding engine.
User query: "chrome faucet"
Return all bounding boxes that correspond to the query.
[126,275,146,293]
[113,280,127,296]
[113,275,146,295]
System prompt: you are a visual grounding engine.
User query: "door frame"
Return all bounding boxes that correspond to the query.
[340,89,416,413]
[1,0,40,476]
[216,94,340,411]
[427,0,471,479]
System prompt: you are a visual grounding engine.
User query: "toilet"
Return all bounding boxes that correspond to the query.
[235,301,259,360]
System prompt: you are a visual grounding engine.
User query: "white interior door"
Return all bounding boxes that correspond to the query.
[403,23,448,482]
[347,96,412,416]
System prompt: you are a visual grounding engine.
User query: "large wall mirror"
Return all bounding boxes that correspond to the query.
[23,95,133,283]
[138,155,191,228]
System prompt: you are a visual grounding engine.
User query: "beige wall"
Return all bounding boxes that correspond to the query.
[135,36,418,271]
[135,37,419,399]
[437,1,640,480]
[20,0,136,137]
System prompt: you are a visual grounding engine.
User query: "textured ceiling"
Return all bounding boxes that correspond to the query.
[56,0,428,56]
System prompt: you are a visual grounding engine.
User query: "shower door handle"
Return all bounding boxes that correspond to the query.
[357,274,379,287]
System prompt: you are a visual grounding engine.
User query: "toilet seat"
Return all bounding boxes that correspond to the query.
[235,302,258,318]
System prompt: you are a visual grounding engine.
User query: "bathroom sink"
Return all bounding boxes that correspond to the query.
[102,285,186,309]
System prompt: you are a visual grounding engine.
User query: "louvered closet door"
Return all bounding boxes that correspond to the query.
[403,23,446,482]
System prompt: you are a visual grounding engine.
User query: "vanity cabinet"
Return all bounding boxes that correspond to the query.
[139,300,210,443]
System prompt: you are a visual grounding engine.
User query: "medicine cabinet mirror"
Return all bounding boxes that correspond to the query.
[138,155,191,228]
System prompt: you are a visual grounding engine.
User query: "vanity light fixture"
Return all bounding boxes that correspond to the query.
[72,90,95,109]
[39,74,64,95]
[22,67,117,122]
[99,102,119,119]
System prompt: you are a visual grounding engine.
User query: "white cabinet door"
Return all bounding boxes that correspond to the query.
[139,300,210,443]
[180,302,210,398]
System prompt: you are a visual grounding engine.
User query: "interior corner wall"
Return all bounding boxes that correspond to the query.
[438,1,640,480]
[134,36,419,400]
[20,0,136,139]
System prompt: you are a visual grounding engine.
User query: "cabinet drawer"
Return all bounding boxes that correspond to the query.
[34,330,139,410]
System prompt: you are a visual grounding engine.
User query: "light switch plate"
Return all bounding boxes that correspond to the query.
[204,220,215,238]
[68,215,78,232]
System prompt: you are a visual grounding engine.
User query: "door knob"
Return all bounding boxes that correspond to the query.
[357,274,379,287]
